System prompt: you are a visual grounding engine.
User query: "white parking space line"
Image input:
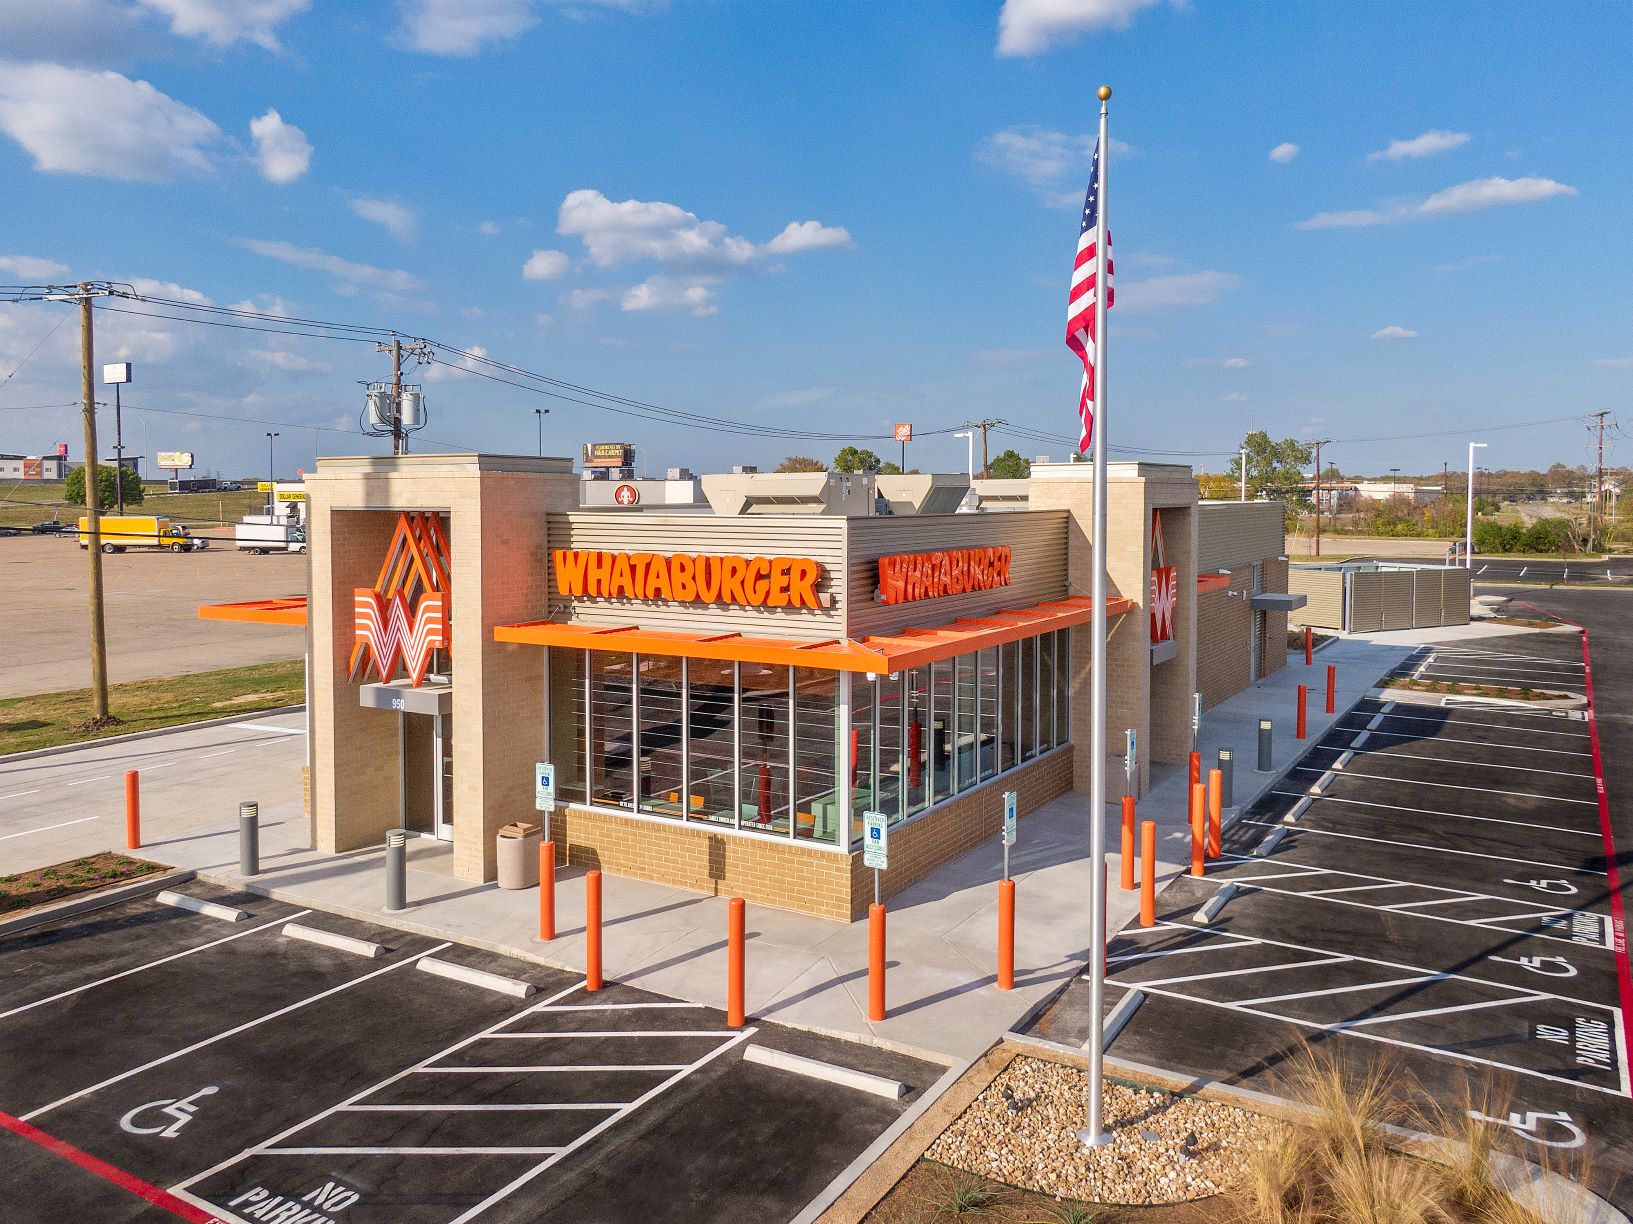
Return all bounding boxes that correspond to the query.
[143,761,177,772]
[1430,648,1583,667]
[1303,882,1414,897]
[64,774,111,786]
[483,1030,728,1039]
[1240,973,1450,1007]
[198,749,237,760]
[0,789,42,800]
[1106,940,1260,965]
[339,1103,627,1112]
[1113,981,1629,1099]
[1332,728,1589,757]
[1288,765,1597,805]
[534,1002,705,1012]
[412,1064,692,1073]
[265,1146,563,1157]
[1343,710,1587,738]
[1129,920,1611,1012]
[1137,957,1348,989]
[0,814,98,841]
[1342,997,1528,1028]
[1267,789,1601,839]
[1241,818,1594,872]
[1305,746,1593,780]
[227,722,305,736]
[0,909,312,1021]
[24,942,451,1122]
[1381,896,1493,912]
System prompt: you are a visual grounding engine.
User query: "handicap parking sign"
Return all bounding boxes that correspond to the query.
[534,762,556,812]
[862,810,888,870]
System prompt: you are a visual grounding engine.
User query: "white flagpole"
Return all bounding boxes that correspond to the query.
[1078,83,1114,1150]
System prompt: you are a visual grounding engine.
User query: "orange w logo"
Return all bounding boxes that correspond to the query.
[354,590,446,686]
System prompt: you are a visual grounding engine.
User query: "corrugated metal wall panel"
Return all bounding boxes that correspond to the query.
[546,512,848,640]
[1197,502,1285,571]
[1289,568,1345,629]
[1350,575,1382,632]
[1379,571,1415,629]
[1443,567,1471,624]
[846,511,1069,639]
[1411,569,1444,626]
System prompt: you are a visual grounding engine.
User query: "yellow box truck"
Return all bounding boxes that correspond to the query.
[78,515,206,553]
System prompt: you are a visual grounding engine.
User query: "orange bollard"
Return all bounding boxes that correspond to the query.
[727,897,746,1027]
[1207,769,1223,858]
[1188,751,1201,787]
[868,903,887,1021]
[538,841,556,941]
[1305,624,1313,665]
[1139,821,1157,926]
[585,869,603,991]
[1119,796,1136,890]
[1297,684,1308,740]
[1326,663,1337,715]
[1189,781,1206,877]
[996,878,1015,991]
[124,770,140,850]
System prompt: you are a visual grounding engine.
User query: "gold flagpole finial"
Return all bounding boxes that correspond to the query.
[1097,85,1112,101]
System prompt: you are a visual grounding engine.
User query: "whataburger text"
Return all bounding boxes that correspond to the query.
[553,549,824,609]
[877,546,1011,605]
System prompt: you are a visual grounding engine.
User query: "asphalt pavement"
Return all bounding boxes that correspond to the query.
[0,883,941,1223]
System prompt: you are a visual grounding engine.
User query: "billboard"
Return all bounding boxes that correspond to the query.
[156,451,194,470]
[583,442,634,469]
[893,423,913,443]
[22,458,41,480]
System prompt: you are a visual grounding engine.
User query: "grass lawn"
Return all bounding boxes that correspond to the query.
[0,852,166,915]
[0,658,304,755]
[0,484,268,530]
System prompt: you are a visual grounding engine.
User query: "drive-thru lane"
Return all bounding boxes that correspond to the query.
[0,883,941,1223]
[1025,624,1632,1211]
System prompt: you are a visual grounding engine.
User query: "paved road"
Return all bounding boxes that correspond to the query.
[0,883,940,1223]
[1366,554,1633,586]
[0,713,307,875]
[1025,614,1632,1211]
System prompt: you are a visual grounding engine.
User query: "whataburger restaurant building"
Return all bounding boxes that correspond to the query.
[203,454,1299,922]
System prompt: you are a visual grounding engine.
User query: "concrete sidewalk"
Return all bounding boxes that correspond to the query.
[131,635,1410,1063]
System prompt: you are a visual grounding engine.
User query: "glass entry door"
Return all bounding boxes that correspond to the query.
[434,712,453,841]
[400,710,453,841]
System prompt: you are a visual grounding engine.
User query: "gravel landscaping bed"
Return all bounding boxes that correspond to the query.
[925,1056,1281,1205]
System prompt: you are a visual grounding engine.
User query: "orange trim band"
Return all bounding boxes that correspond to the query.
[198,597,309,626]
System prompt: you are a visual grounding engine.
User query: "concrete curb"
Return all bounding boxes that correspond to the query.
[157,890,247,922]
[0,705,305,765]
[744,1045,907,1100]
[0,868,196,938]
[417,956,535,997]
[282,921,384,959]
[791,1052,978,1224]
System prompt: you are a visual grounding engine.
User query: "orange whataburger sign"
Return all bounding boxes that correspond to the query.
[554,549,824,609]
[1150,510,1177,655]
[877,546,1011,605]
[352,511,449,688]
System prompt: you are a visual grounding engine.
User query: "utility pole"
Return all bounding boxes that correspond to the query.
[962,418,1004,479]
[78,284,111,723]
[1239,447,1248,502]
[1310,440,1331,558]
[1588,410,1610,553]
[375,333,431,455]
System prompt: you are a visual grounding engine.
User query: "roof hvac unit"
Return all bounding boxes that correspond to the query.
[400,390,425,429]
[366,387,395,431]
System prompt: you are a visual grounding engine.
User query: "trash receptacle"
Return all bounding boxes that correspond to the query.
[497,821,543,889]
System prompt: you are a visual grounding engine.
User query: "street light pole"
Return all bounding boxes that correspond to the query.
[266,432,279,511]
[1239,448,1248,503]
[953,430,974,480]
[1465,441,1487,568]
[534,408,547,457]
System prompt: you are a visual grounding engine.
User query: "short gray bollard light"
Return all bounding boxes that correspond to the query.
[385,829,408,913]
[238,801,260,876]
[1217,749,1234,807]
[1256,719,1274,773]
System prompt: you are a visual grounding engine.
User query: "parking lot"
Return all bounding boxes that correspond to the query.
[0,884,940,1223]
[0,534,306,696]
[1026,625,1633,1210]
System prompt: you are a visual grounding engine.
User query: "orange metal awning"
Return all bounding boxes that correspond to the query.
[494,595,1135,676]
[199,597,309,626]
[1196,573,1231,594]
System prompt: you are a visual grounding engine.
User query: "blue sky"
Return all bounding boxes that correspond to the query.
[0,0,1628,481]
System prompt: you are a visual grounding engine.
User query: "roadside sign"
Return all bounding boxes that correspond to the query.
[862,810,888,870]
[893,423,913,443]
[1002,790,1017,847]
[534,762,556,812]
[257,481,273,492]
[275,489,307,502]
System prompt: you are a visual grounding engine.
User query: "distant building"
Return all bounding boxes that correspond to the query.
[580,467,705,510]
[0,453,69,480]
[1354,480,1442,506]
[1298,482,1359,513]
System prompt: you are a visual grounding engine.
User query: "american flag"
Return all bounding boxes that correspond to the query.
[1065,141,1113,453]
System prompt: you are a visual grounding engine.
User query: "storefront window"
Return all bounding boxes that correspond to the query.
[1055,629,1071,748]
[590,651,635,809]
[903,665,930,817]
[549,648,587,806]
[928,658,952,803]
[875,672,904,825]
[977,647,999,780]
[999,642,1019,774]
[636,656,685,818]
[740,664,791,836]
[686,658,736,825]
[794,668,838,844]
[848,674,877,844]
[954,653,977,793]
[1037,633,1055,751]
[1020,636,1039,761]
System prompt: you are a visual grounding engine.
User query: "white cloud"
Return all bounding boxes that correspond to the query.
[0,255,69,279]
[522,249,571,280]
[477,220,501,236]
[246,348,332,373]
[422,343,489,380]
[1297,176,1576,229]
[621,275,718,317]
[0,62,219,181]
[1268,142,1300,164]
[566,287,613,311]
[1367,129,1469,162]
[395,0,538,55]
[249,109,311,184]
[1223,357,1250,369]
[130,277,212,305]
[765,220,854,254]
[1370,325,1419,341]
[978,126,1136,201]
[235,238,419,292]
[1223,392,1247,402]
[1595,357,1633,370]
[997,0,1163,56]
[0,0,158,69]
[350,196,417,241]
[137,0,309,50]
[534,312,554,328]
[1183,355,1250,369]
[1116,270,1242,312]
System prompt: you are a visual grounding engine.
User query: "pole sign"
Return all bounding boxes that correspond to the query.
[862,810,889,870]
[534,762,556,812]
[1002,790,1017,847]
[1124,729,1137,781]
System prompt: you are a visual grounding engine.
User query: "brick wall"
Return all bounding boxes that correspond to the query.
[550,746,1073,923]
[1196,577,1251,710]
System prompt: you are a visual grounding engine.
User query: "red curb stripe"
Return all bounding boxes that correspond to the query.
[0,1109,222,1222]
[1515,602,1633,1084]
